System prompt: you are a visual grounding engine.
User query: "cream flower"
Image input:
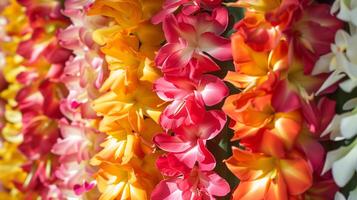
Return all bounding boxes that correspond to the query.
[332,0,357,27]
[313,30,357,94]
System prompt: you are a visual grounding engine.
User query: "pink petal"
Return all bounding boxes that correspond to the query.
[154,77,191,102]
[175,110,226,140]
[151,179,184,200]
[199,32,231,61]
[271,80,301,112]
[198,74,228,106]
[154,133,192,153]
[203,171,230,197]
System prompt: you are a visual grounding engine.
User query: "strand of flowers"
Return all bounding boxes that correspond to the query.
[0,0,28,198]
[150,1,232,199]
[86,0,166,199]
[51,0,109,198]
[313,0,357,199]
[223,0,342,199]
[13,0,72,198]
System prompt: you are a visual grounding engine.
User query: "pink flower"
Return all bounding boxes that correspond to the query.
[152,0,222,24]
[151,165,230,200]
[155,7,231,78]
[286,4,343,74]
[154,74,228,129]
[154,110,226,170]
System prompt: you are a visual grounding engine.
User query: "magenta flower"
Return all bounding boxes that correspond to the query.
[154,110,226,170]
[151,163,230,200]
[152,0,222,24]
[154,74,228,129]
[155,7,231,78]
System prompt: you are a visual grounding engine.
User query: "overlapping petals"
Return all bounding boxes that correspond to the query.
[156,7,231,78]
[223,0,342,199]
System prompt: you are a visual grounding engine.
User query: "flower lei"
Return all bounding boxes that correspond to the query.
[0,0,356,200]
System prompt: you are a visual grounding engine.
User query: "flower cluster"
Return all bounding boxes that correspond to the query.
[0,0,30,198]
[0,0,356,199]
[314,0,357,199]
[87,0,167,199]
[12,0,72,198]
[151,1,231,199]
[52,0,107,198]
[223,0,342,199]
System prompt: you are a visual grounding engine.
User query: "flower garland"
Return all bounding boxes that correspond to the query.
[150,0,231,199]
[0,0,356,199]
[314,0,357,199]
[223,0,342,199]
[87,0,166,199]
[52,0,107,198]
[13,0,72,198]
[0,0,29,198]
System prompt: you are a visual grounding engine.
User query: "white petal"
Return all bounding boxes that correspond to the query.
[340,79,357,93]
[343,98,357,110]
[321,114,347,140]
[313,53,334,75]
[341,113,357,138]
[336,192,347,200]
[332,141,357,187]
[316,70,345,95]
[331,0,341,14]
[323,144,351,175]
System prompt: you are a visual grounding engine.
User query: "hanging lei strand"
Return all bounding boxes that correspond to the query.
[14,0,72,198]
[151,0,231,199]
[315,0,357,199]
[0,0,28,198]
[223,0,343,199]
[88,0,166,199]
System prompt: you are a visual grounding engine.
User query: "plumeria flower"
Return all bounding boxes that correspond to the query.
[226,148,313,200]
[155,7,231,78]
[92,83,164,133]
[91,118,161,166]
[322,138,357,188]
[322,99,357,191]
[152,0,222,24]
[154,110,226,170]
[152,157,230,200]
[223,88,302,157]
[225,16,287,91]
[332,0,357,27]
[226,0,302,28]
[154,74,228,129]
[313,30,357,94]
[95,155,162,200]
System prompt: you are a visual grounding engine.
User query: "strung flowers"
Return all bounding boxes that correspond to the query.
[88,0,166,199]
[313,0,357,199]
[0,0,356,199]
[224,0,342,199]
[151,1,231,199]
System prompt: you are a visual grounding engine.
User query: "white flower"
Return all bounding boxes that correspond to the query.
[322,99,357,190]
[332,0,357,27]
[323,138,357,187]
[335,187,357,200]
[313,30,357,94]
[322,98,357,140]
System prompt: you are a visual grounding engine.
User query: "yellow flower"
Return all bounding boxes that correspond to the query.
[91,118,162,165]
[93,83,164,133]
[0,142,26,193]
[95,154,161,200]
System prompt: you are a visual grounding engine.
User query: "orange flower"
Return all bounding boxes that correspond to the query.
[225,13,288,91]
[223,89,302,157]
[226,148,313,200]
